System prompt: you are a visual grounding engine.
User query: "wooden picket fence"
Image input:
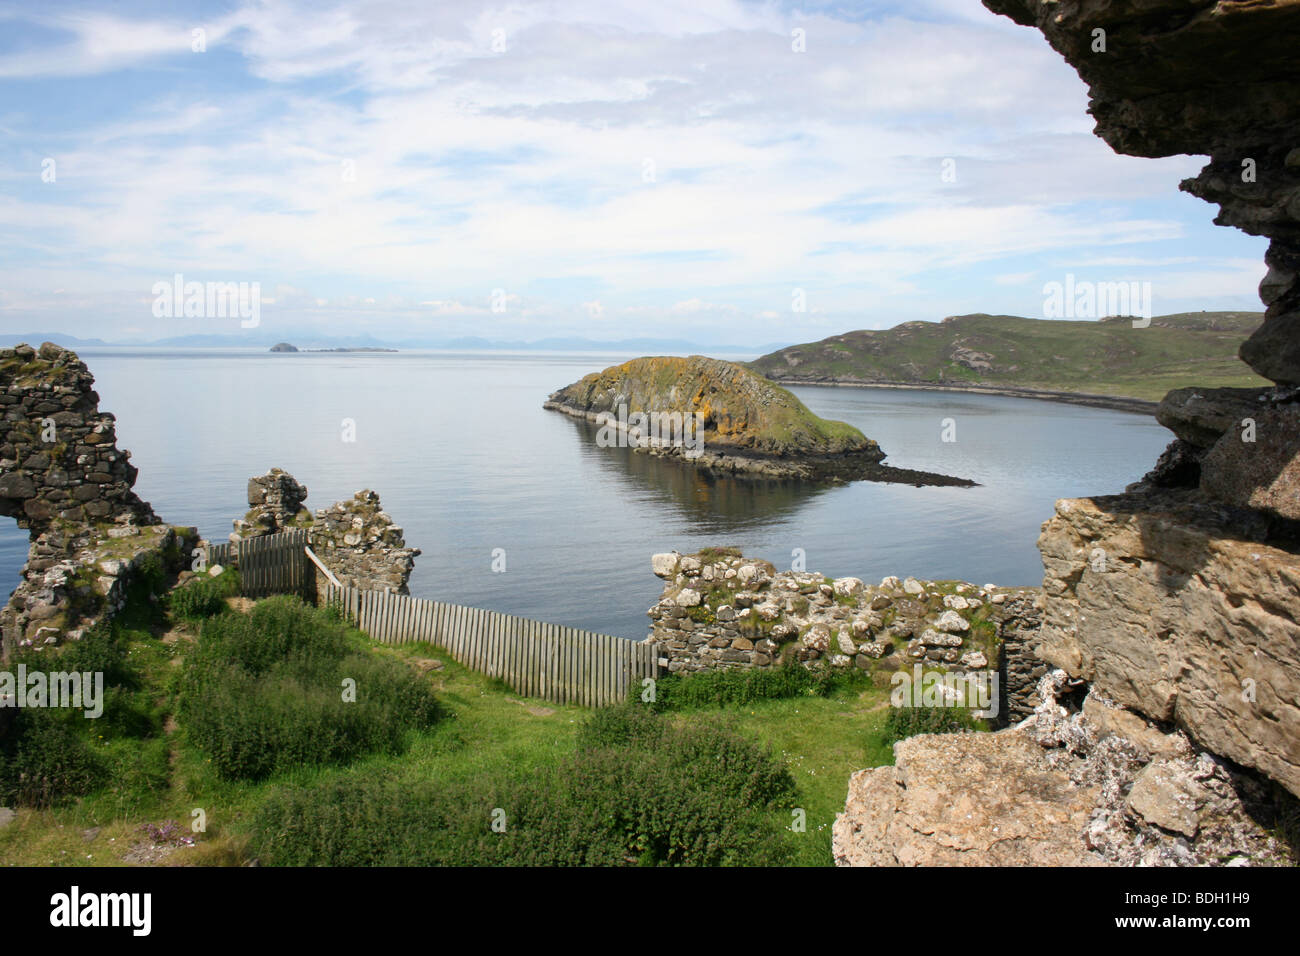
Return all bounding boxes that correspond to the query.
[323,583,658,707]
[202,529,312,599]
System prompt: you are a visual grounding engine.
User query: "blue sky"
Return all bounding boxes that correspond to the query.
[0,0,1269,345]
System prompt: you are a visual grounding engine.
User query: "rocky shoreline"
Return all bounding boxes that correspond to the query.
[545,355,977,486]
[542,398,975,486]
[764,378,1158,415]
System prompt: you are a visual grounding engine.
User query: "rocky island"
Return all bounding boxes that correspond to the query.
[269,343,397,353]
[544,355,975,486]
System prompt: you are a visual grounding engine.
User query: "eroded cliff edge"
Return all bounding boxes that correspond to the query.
[835,0,1300,866]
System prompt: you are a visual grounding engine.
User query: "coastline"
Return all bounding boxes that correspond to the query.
[542,397,978,486]
[763,378,1158,415]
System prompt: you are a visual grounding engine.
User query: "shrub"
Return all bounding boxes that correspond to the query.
[52,624,139,690]
[648,662,866,710]
[881,704,982,746]
[0,709,107,807]
[168,571,238,620]
[250,705,797,866]
[0,624,148,807]
[177,595,440,781]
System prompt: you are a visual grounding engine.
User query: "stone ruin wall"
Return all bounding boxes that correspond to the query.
[645,548,1043,721]
[231,468,419,594]
[0,343,195,658]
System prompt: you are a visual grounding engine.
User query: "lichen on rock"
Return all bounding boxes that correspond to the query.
[545,355,975,485]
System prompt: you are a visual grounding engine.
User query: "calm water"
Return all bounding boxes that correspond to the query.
[0,349,1171,639]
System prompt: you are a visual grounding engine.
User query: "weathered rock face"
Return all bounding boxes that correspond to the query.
[978,0,1300,802]
[832,2,1300,866]
[833,672,1294,867]
[984,0,1300,385]
[1145,385,1300,520]
[0,344,182,657]
[545,355,974,485]
[834,728,1102,867]
[1037,491,1300,798]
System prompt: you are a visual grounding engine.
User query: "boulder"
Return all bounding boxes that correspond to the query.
[833,729,1101,867]
[1126,760,1207,838]
[935,610,969,633]
[1156,387,1268,449]
[651,552,681,579]
[675,589,701,608]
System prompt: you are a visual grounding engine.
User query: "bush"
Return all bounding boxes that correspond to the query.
[177,596,440,781]
[168,571,238,620]
[0,709,107,807]
[648,662,866,710]
[881,704,982,746]
[250,705,797,866]
[0,624,147,807]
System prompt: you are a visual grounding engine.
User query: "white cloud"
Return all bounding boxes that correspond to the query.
[0,0,1268,342]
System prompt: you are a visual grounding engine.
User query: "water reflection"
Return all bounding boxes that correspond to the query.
[562,415,833,533]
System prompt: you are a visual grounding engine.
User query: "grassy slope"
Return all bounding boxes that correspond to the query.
[0,605,896,868]
[748,312,1270,404]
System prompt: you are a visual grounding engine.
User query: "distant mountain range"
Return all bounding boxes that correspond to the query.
[748,312,1270,406]
[0,331,788,355]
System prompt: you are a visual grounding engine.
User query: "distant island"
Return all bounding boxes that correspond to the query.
[747,311,1269,410]
[544,355,975,486]
[270,342,397,353]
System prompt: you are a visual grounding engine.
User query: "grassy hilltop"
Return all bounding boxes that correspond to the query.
[749,312,1270,405]
[546,354,875,457]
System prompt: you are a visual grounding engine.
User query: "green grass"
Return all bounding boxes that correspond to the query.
[0,589,912,867]
[749,311,1270,404]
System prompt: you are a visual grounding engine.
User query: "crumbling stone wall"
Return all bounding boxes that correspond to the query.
[0,343,156,532]
[308,491,419,594]
[995,591,1047,724]
[646,549,1033,697]
[232,468,310,539]
[0,343,193,658]
[229,469,419,595]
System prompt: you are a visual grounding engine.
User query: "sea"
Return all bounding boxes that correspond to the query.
[0,349,1172,639]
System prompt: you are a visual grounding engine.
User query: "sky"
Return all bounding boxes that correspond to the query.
[0,0,1270,347]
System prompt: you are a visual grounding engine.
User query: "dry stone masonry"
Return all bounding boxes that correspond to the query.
[232,468,310,538]
[646,548,1037,710]
[229,469,419,594]
[307,490,419,594]
[0,343,195,657]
